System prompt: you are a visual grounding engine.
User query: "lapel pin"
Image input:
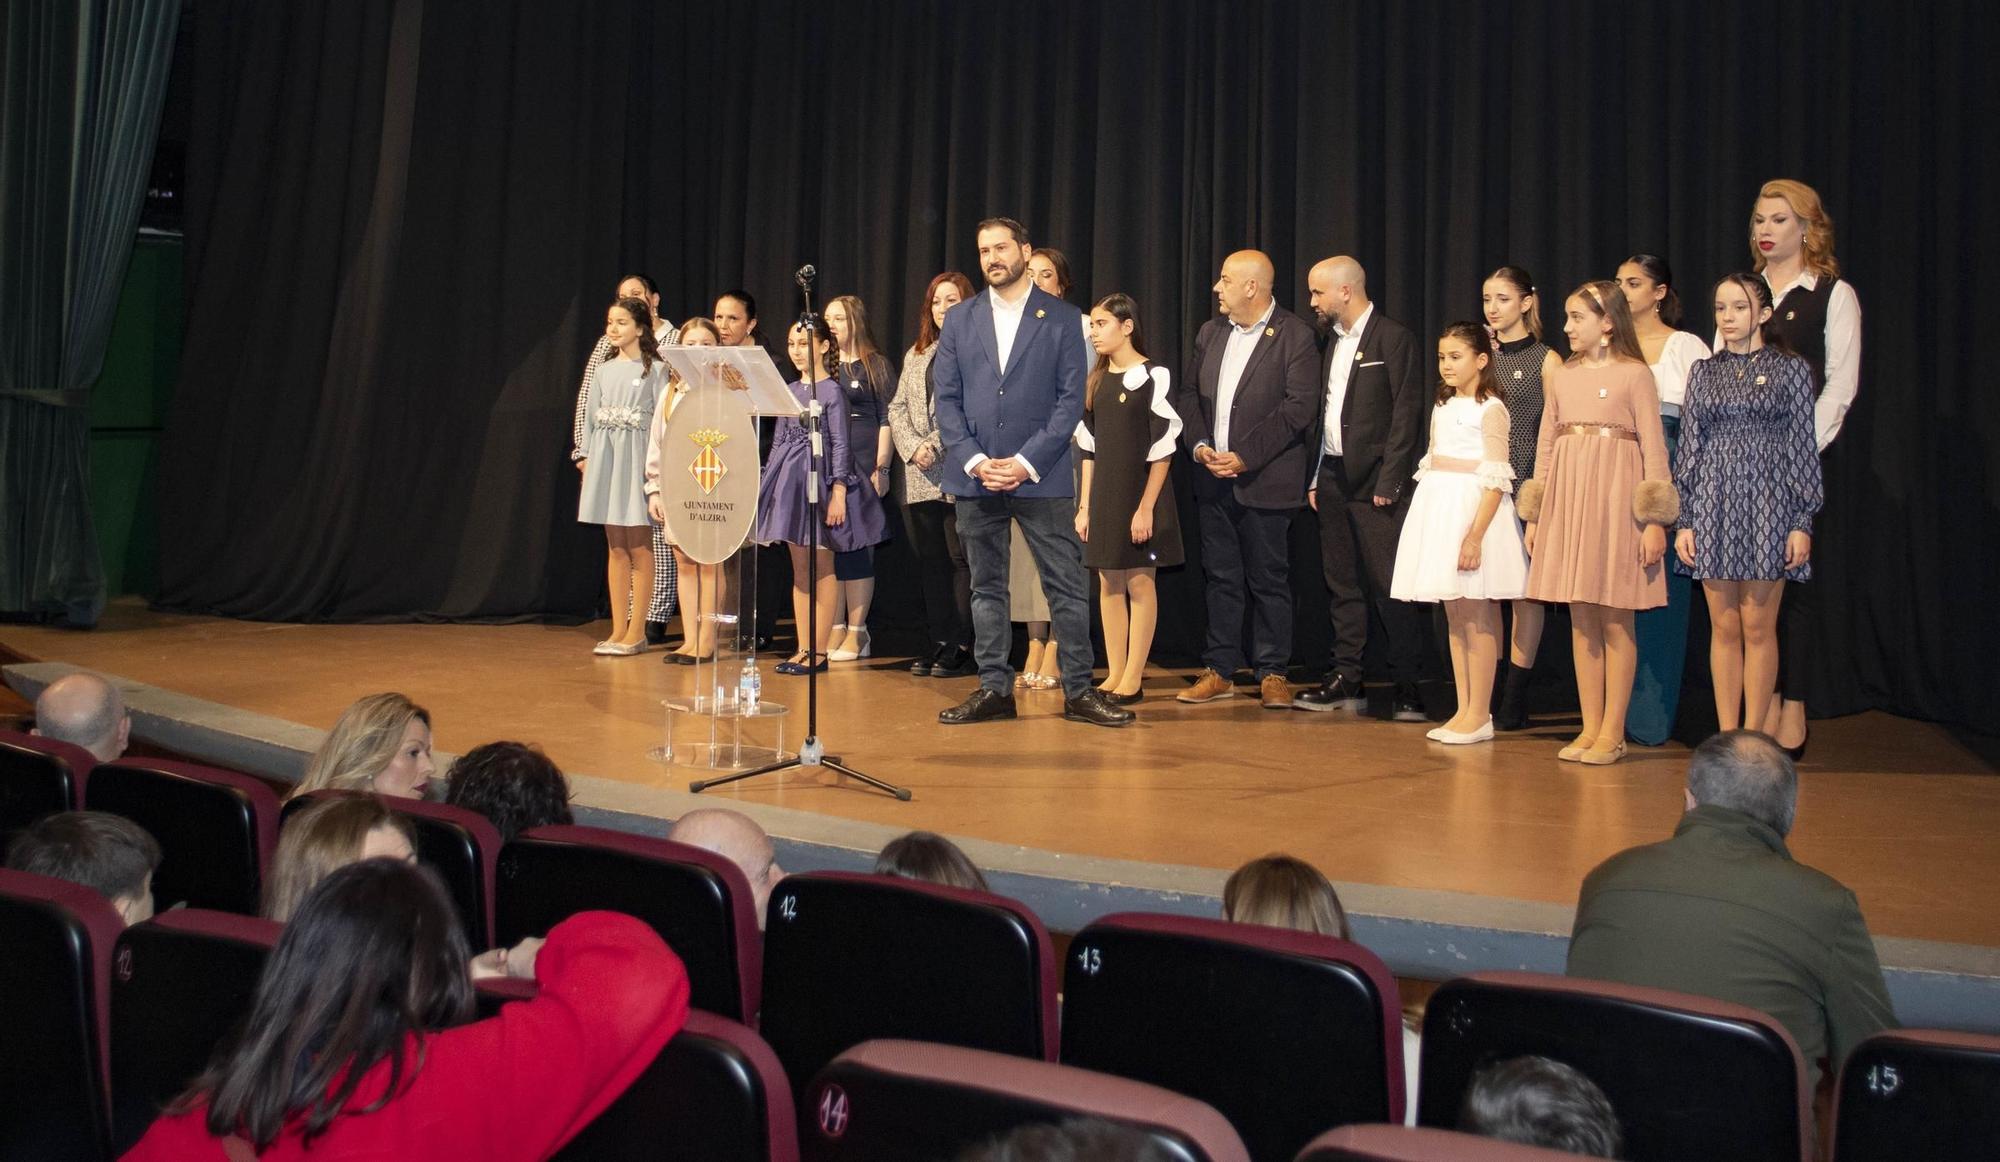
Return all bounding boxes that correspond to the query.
[1265,326,1276,338]
[1035,309,1046,318]
[1354,349,1364,361]
[1755,374,1768,385]
[1785,310,1796,320]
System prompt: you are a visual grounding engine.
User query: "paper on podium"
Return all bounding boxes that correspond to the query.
[658,345,800,417]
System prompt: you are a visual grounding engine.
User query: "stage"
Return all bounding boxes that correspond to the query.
[5,598,1998,959]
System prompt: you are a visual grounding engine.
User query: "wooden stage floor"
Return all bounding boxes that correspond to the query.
[6,600,1997,948]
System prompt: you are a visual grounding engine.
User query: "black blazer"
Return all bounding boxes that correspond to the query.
[1171,306,1322,509]
[1315,308,1425,504]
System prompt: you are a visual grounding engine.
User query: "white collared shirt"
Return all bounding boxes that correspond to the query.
[1321,302,1374,456]
[990,280,1033,374]
[1212,301,1276,453]
[1711,271,1861,451]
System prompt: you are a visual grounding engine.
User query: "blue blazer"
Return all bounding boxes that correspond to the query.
[932,285,1088,499]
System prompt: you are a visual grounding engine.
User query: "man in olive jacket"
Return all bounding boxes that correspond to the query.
[1567,731,1896,1086]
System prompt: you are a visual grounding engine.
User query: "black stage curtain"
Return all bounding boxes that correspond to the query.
[157,0,1998,731]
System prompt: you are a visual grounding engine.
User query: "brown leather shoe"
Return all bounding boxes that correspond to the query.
[1176,669,1236,703]
[1260,674,1292,709]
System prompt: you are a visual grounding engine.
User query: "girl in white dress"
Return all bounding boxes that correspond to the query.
[576,297,663,655]
[1390,322,1529,743]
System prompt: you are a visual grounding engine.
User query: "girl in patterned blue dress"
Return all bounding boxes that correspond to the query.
[576,297,664,655]
[1672,273,1821,732]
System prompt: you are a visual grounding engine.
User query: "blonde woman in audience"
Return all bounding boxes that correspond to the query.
[874,830,990,892]
[290,693,435,799]
[1223,853,1420,1125]
[262,796,417,922]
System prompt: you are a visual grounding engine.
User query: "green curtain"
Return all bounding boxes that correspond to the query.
[0,0,179,625]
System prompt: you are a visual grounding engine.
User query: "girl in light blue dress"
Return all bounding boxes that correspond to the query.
[576,296,664,655]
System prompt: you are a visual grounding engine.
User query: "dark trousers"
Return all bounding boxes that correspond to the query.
[956,494,1093,696]
[905,499,972,649]
[1195,488,1296,678]
[1315,458,1423,684]
[1630,415,1691,744]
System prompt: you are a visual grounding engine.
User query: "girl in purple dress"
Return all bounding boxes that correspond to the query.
[755,321,888,674]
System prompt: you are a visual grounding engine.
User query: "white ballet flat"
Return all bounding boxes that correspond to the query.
[1425,726,1447,741]
[592,640,616,655]
[828,627,871,662]
[1437,720,1496,745]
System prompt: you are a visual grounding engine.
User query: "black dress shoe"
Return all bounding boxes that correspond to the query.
[1064,688,1136,727]
[1293,674,1364,712]
[940,688,1017,724]
[910,643,945,677]
[930,645,977,678]
[644,620,669,645]
[1390,681,1428,722]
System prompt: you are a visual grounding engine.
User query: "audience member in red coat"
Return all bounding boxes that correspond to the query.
[123,859,688,1160]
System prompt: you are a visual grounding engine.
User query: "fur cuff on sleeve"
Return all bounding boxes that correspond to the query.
[1516,478,1545,522]
[1634,480,1681,526]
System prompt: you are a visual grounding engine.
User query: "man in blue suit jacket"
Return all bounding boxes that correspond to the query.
[931,217,1133,727]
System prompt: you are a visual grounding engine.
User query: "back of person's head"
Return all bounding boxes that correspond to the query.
[1459,1055,1624,1158]
[293,693,432,799]
[32,672,130,762]
[667,807,783,926]
[263,795,418,921]
[180,858,474,1150]
[5,810,160,924]
[1222,853,1351,940]
[957,1117,1176,1162]
[442,741,573,842]
[1686,730,1799,837]
[874,830,989,892]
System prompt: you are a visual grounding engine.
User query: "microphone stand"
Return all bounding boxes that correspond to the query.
[691,266,910,801]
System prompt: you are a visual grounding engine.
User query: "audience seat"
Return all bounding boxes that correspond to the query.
[0,867,123,1160]
[87,759,281,914]
[0,728,96,855]
[1833,1028,2000,1161]
[802,1039,1249,1162]
[284,790,500,945]
[495,824,761,1021]
[1420,971,1809,1162]
[558,1010,800,1162]
[109,909,282,1151]
[760,872,1058,1095]
[1294,1124,1590,1161]
[1060,912,1405,1162]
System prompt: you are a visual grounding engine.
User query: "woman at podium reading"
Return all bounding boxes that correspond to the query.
[755,319,886,674]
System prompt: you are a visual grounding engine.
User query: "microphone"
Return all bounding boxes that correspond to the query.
[795,264,816,287]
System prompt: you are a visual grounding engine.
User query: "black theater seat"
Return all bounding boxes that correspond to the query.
[759,872,1057,1095]
[109,908,282,1151]
[1833,1028,2000,1161]
[284,790,500,945]
[0,867,123,1160]
[88,759,281,914]
[1060,912,1405,1162]
[802,1040,1248,1162]
[1295,1123,1588,1161]
[0,728,96,856]
[557,1010,799,1162]
[1419,971,1809,1162]
[495,824,761,1021]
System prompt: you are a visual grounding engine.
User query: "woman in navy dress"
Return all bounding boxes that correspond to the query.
[1674,273,1821,733]
[822,295,895,661]
[755,321,888,674]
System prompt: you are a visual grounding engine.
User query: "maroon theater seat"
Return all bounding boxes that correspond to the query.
[558,1010,800,1162]
[495,824,762,1022]
[109,909,282,1151]
[760,872,1058,1096]
[284,790,500,946]
[1833,1028,2000,1161]
[1294,1124,1592,1161]
[0,867,124,1160]
[1420,971,1809,1162]
[1060,912,1405,1162]
[0,728,97,855]
[803,1039,1249,1162]
[87,759,281,914]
